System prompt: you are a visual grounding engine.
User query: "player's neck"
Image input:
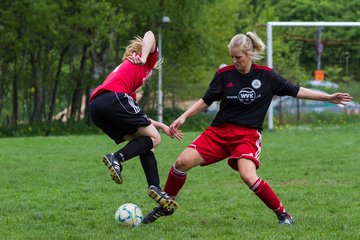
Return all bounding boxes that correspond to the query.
[237,64,251,74]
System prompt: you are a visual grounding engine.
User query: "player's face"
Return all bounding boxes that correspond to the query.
[230,47,252,73]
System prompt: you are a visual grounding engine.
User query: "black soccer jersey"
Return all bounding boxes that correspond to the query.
[202,64,300,130]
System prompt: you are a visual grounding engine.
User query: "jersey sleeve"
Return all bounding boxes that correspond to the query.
[202,72,222,106]
[271,70,300,97]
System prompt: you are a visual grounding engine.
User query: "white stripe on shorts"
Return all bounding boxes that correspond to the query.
[115,92,141,114]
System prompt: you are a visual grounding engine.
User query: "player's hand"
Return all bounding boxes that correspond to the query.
[126,52,146,65]
[163,125,183,140]
[329,92,353,105]
[170,116,186,135]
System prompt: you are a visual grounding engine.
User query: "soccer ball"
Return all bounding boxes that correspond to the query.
[115,203,143,227]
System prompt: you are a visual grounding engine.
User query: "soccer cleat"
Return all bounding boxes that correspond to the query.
[142,206,174,224]
[148,185,179,210]
[277,212,294,225]
[102,153,123,184]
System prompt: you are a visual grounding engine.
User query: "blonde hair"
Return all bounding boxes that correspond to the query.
[228,32,266,61]
[122,36,143,61]
[122,35,163,69]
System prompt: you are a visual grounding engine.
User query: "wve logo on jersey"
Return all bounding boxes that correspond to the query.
[238,87,261,104]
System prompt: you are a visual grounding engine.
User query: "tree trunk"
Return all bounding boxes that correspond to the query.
[0,61,5,117]
[70,44,88,121]
[11,75,18,125]
[47,46,69,123]
[30,47,44,123]
[11,50,27,125]
[88,38,111,124]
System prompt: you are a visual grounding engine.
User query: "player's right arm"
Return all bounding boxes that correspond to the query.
[170,99,209,131]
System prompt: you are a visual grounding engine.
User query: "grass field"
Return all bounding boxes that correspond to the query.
[1,125,359,239]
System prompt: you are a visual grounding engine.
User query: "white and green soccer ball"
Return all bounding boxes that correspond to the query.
[115,203,143,227]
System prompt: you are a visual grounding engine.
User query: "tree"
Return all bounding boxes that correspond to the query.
[0,0,359,130]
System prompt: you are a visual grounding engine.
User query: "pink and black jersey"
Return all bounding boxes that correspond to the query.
[90,50,158,101]
[202,64,300,130]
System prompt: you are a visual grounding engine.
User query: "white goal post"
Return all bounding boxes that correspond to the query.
[266,21,360,129]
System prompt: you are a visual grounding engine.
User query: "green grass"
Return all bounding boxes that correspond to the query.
[1,124,360,239]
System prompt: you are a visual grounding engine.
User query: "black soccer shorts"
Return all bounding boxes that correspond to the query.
[89,91,151,144]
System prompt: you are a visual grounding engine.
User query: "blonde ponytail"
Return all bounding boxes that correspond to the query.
[245,32,265,53]
[228,32,266,61]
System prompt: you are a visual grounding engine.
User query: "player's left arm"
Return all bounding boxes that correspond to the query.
[296,87,353,105]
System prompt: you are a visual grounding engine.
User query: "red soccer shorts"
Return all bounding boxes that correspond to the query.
[188,123,262,171]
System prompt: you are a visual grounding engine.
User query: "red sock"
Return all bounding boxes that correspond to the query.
[250,178,285,215]
[164,165,187,197]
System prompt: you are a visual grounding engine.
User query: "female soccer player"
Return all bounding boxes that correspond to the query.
[143,32,353,224]
[89,30,181,211]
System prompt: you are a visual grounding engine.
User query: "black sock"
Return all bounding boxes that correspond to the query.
[114,136,153,162]
[140,151,160,188]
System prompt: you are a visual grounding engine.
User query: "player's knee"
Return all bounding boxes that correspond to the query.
[239,172,257,186]
[174,156,191,172]
[151,136,161,148]
[238,158,258,186]
[150,132,161,148]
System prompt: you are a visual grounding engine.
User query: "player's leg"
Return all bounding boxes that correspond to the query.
[142,148,205,224]
[108,92,159,162]
[148,148,204,208]
[112,124,159,163]
[131,125,165,191]
[237,158,294,225]
[161,126,228,199]
[163,147,205,196]
[89,93,127,184]
[139,150,181,211]
[123,125,181,210]
[143,126,228,224]
[91,92,157,184]
[102,128,156,185]
[139,150,160,188]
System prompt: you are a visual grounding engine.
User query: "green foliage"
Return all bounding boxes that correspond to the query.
[0,0,359,134]
[0,125,359,239]
[0,121,100,138]
[162,0,245,100]
[339,81,360,100]
[324,65,344,82]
